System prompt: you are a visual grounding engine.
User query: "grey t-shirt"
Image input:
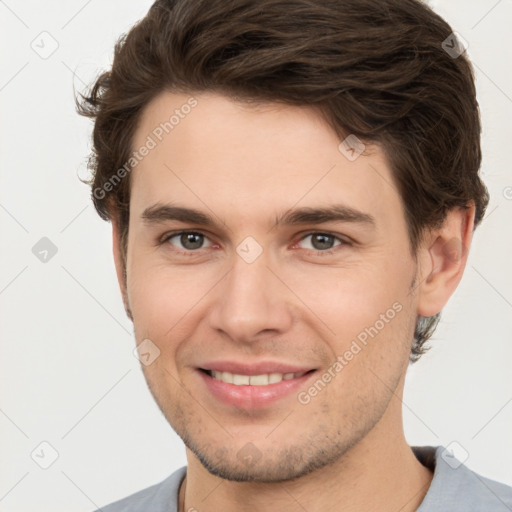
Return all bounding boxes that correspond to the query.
[94,446,512,511]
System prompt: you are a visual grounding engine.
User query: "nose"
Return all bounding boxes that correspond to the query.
[208,249,294,344]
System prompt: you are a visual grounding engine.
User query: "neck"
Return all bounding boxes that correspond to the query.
[179,406,433,512]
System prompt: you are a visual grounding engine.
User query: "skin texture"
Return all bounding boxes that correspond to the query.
[112,91,475,512]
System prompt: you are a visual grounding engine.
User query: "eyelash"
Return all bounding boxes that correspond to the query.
[158,230,350,257]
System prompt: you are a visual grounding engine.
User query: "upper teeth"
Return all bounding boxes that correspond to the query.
[210,370,307,386]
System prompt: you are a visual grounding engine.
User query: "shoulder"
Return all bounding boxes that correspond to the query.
[91,466,186,512]
[413,445,512,511]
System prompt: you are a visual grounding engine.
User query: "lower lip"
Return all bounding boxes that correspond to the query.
[198,370,317,409]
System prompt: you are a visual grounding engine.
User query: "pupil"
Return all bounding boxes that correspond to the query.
[312,234,333,250]
[181,233,203,250]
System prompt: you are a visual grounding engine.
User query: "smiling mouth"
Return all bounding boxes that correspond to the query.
[199,368,316,386]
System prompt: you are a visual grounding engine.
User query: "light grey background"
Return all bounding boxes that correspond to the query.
[0,1,511,511]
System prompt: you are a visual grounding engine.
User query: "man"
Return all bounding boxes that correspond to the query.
[78,0,512,510]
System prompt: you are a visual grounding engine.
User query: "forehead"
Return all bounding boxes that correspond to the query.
[129,91,403,232]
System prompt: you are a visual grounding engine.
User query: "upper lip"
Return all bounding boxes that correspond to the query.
[198,361,317,375]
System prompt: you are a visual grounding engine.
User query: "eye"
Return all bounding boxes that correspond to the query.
[296,232,345,252]
[163,231,213,251]
[160,230,348,255]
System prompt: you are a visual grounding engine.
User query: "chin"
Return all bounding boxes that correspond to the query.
[183,433,360,484]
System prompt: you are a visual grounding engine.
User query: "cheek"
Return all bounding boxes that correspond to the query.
[126,252,219,344]
[280,256,414,345]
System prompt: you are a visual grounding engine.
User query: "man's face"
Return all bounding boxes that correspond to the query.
[122,92,420,482]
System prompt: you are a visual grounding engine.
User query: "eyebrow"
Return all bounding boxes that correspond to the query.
[141,203,376,230]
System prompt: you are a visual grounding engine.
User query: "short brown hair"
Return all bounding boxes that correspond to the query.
[77,0,489,362]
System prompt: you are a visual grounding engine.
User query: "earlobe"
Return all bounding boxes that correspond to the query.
[416,204,475,317]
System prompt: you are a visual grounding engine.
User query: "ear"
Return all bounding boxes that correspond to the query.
[112,218,133,321]
[416,203,475,317]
